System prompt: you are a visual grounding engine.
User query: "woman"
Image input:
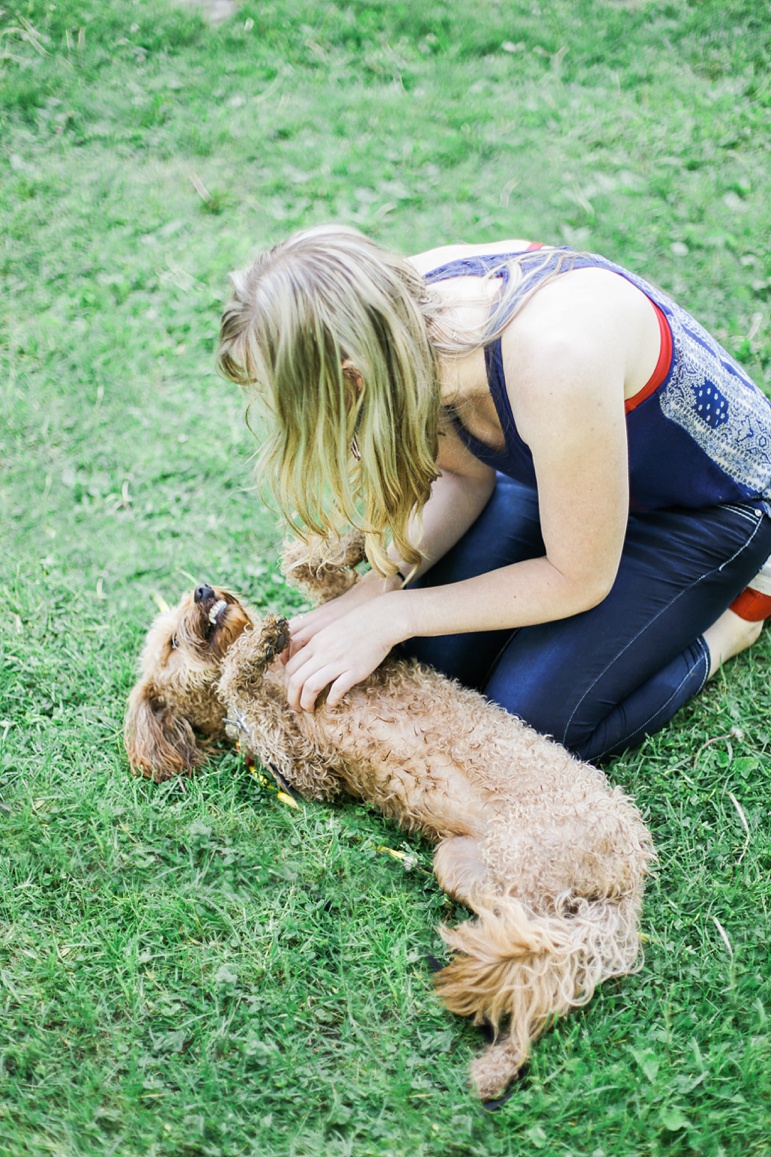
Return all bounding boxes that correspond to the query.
[217,226,771,761]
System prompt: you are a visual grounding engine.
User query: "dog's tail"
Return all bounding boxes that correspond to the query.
[434,892,643,1094]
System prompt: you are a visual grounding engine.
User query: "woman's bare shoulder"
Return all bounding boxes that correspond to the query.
[408,239,535,275]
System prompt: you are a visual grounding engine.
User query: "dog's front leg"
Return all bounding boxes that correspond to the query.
[217,618,343,804]
[221,614,290,686]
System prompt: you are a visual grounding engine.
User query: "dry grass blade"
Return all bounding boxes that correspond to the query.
[711,916,734,959]
[727,791,751,865]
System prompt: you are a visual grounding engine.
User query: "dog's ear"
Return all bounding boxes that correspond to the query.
[124,679,204,782]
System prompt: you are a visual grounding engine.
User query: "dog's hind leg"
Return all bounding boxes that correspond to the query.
[433,836,491,906]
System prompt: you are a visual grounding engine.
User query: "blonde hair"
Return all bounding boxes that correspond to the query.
[218,225,444,574]
[218,225,577,574]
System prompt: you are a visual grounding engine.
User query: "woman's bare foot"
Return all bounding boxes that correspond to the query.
[703,608,764,678]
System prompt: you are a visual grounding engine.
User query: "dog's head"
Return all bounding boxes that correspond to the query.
[125,584,253,782]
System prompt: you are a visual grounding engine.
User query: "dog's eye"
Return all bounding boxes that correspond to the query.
[170,635,179,650]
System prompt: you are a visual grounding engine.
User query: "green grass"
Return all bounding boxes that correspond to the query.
[2,0,771,1153]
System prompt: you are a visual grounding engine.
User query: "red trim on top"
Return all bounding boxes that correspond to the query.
[625,304,673,415]
[525,242,545,250]
[729,588,771,622]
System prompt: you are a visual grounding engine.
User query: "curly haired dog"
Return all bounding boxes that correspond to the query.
[125,535,654,1102]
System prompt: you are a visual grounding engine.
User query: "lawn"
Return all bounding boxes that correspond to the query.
[1,1,770,1154]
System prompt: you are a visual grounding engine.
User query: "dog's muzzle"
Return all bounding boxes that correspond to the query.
[194,584,229,627]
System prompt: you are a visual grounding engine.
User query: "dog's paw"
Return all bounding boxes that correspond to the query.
[257,615,290,662]
[246,615,290,667]
[221,614,289,689]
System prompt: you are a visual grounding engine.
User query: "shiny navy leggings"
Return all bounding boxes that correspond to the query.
[402,475,771,762]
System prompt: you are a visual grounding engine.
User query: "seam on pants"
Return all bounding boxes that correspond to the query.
[604,636,710,755]
[560,509,766,748]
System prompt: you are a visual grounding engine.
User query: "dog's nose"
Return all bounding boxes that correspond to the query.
[194,584,215,604]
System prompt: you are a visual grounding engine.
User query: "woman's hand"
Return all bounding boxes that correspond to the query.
[286,570,400,659]
[284,591,408,712]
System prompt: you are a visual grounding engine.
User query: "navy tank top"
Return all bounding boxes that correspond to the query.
[425,248,771,514]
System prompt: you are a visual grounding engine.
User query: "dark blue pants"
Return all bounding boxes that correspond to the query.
[402,476,771,762]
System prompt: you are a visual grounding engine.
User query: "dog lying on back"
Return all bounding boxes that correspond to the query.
[124,534,654,1102]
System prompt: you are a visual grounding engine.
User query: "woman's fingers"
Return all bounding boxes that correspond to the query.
[300,665,348,713]
[284,637,317,681]
[286,658,344,712]
[285,634,386,711]
[283,593,403,711]
[285,596,356,656]
[326,671,360,710]
[283,610,326,662]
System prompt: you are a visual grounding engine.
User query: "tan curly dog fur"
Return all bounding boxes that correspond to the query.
[125,533,655,1102]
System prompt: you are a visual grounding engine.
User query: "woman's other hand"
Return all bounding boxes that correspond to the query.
[285,569,400,660]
